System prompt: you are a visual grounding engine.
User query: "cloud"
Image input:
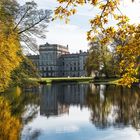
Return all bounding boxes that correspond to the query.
[52,24,79,31]
[19,0,59,9]
[45,23,88,53]
[18,0,140,53]
[119,0,140,24]
[55,126,79,133]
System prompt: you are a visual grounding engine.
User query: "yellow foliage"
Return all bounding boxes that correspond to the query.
[0,1,22,92]
[116,25,140,86]
[55,0,140,86]
[0,23,21,92]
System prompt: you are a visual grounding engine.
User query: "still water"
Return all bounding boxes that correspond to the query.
[1,83,140,140]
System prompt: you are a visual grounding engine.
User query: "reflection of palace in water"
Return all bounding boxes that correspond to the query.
[40,84,89,117]
[39,83,140,130]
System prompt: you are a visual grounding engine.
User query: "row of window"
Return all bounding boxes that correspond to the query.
[40,66,86,72]
[41,71,86,77]
[41,72,59,77]
[33,60,86,67]
[40,66,57,71]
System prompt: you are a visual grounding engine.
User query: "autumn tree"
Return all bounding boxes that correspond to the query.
[13,1,52,52]
[0,0,52,92]
[11,56,39,87]
[0,0,22,92]
[1,0,52,52]
[55,0,140,86]
[85,35,120,78]
[85,41,100,77]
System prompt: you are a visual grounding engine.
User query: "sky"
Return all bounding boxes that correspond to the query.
[19,0,140,53]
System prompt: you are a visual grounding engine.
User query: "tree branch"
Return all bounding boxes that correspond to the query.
[100,0,109,22]
[13,7,31,31]
[18,16,47,34]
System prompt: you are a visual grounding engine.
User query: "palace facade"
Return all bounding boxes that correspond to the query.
[27,42,88,77]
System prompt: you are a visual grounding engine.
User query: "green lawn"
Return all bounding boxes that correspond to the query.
[30,77,123,85]
[31,77,93,84]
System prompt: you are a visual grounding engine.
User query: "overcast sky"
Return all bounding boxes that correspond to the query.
[19,0,140,53]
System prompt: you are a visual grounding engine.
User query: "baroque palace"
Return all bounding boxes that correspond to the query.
[28,42,88,77]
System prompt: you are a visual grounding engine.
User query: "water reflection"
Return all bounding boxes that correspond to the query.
[40,84,88,117]
[0,96,21,140]
[26,84,140,140]
[0,86,40,140]
[39,84,140,130]
[87,85,140,130]
[0,83,140,140]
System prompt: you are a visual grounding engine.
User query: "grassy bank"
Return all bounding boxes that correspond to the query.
[93,78,119,85]
[31,77,93,84]
[30,77,121,85]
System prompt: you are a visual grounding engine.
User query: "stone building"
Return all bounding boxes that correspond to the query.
[27,42,88,77]
[59,51,87,77]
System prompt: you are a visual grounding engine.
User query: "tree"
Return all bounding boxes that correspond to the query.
[0,0,22,92]
[115,24,140,86]
[85,42,100,76]
[85,35,119,78]
[11,56,39,87]
[0,0,52,92]
[1,0,52,52]
[55,0,140,86]
[13,1,52,52]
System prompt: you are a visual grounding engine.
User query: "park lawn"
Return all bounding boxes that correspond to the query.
[30,77,130,85]
[30,77,93,84]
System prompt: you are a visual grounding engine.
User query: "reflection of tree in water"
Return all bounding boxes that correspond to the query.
[86,84,140,130]
[6,87,39,119]
[0,86,40,140]
[0,96,21,140]
[1,84,140,139]
[22,129,41,140]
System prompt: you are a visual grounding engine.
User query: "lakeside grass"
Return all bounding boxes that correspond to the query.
[93,78,119,84]
[29,77,139,87]
[30,77,120,85]
[30,77,93,84]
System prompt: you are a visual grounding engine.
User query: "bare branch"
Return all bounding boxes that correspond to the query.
[13,7,31,31]
[18,15,48,34]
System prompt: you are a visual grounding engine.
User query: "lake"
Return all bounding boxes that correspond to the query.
[0,83,140,140]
